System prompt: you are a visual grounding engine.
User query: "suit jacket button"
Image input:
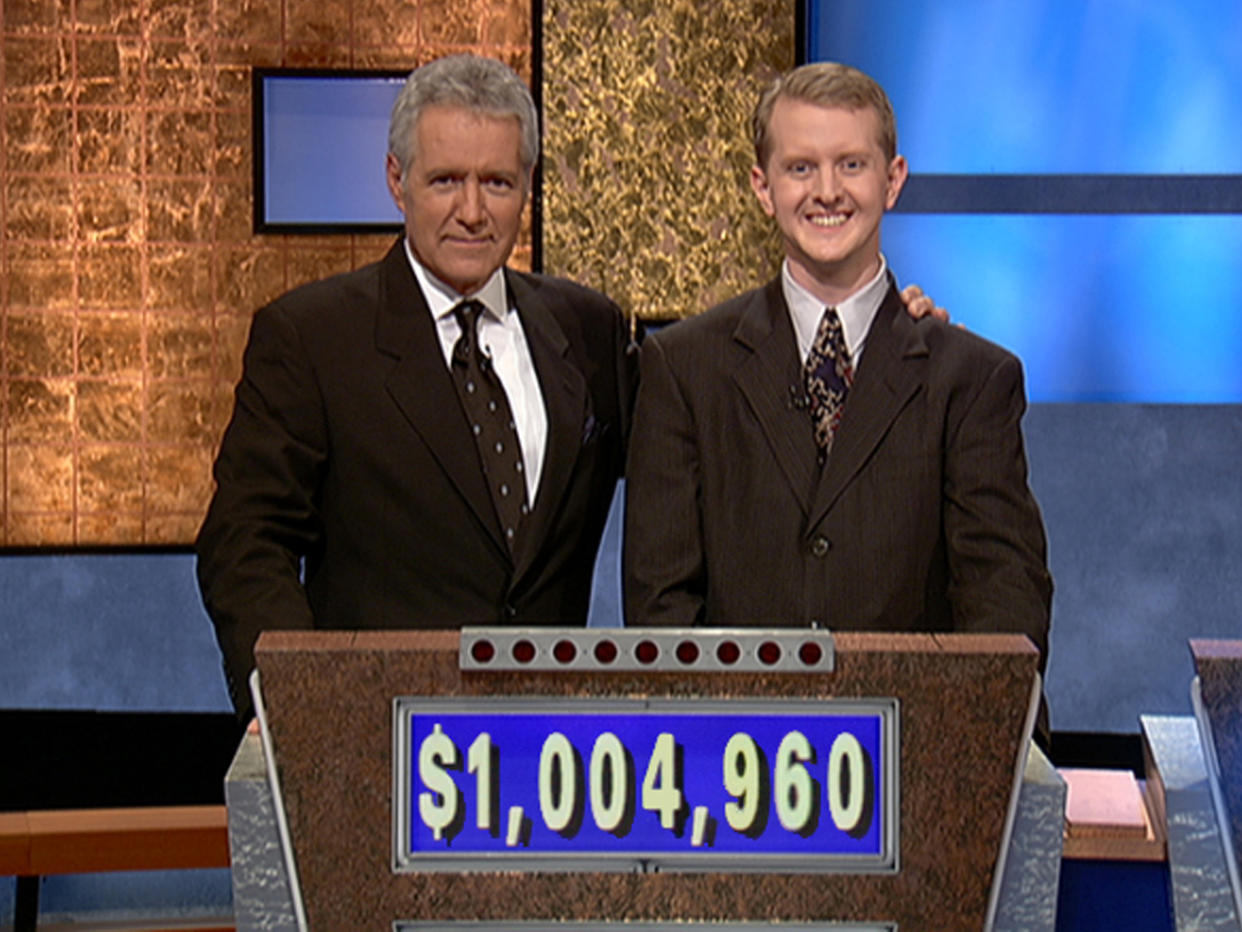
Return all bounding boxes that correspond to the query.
[809,536,830,558]
[504,603,518,619]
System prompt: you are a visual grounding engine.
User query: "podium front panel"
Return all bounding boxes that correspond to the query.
[254,629,1038,929]
[1192,640,1242,863]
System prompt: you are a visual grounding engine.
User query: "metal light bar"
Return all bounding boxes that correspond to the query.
[459,628,835,674]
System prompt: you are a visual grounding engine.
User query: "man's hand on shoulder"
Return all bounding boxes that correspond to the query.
[900,284,949,322]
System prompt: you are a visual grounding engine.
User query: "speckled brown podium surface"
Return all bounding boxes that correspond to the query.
[1191,638,1242,858]
[255,629,1039,930]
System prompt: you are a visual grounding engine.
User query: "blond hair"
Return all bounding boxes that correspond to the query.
[752,62,897,166]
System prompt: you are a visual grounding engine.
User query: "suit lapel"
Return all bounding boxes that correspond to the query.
[809,283,928,526]
[374,240,507,555]
[505,271,589,579]
[730,280,819,517]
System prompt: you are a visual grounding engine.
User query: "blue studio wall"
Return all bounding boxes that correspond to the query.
[809,0,1242,403]
[0,482,625,713]
[0,552,231,712]
[806,0,1242,732]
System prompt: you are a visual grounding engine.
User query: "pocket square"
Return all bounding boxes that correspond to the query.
[582,414,611,446]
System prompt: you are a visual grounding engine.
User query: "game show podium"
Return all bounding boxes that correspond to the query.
[1139,640,1242,931]
[224,629,1064,931]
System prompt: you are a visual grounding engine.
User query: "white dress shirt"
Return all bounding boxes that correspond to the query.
[782,255,892,368]
[404,241,547,503]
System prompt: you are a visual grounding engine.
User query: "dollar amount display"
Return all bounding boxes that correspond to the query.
[394,698,896,871]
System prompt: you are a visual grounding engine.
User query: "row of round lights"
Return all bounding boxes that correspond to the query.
[468,636,826,668]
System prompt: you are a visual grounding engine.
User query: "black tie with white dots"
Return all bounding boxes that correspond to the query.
[450,300,529,553]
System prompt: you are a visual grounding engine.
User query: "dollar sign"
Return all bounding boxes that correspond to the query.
[418,723,460,841]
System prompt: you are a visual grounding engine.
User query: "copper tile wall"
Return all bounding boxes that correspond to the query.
[2,0,791,547]
[0,0,532,547]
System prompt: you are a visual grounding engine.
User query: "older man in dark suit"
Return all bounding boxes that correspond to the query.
[624,64,1052,690]
[197,55,636,714]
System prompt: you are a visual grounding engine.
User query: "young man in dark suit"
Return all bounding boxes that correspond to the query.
[624,64,1052,686]
[197,55,636,714]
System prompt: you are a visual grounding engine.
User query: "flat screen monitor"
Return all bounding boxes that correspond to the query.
[253,68,408,232]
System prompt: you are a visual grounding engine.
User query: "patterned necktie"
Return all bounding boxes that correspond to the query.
[450,300,529,552]
[803,305,854,461]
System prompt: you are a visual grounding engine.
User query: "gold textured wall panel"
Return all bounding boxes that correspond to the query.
[0,0,531,547]
[542,0,794,320]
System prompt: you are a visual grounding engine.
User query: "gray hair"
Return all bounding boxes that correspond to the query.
[388,54,540,179]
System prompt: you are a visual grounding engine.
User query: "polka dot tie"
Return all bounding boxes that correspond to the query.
[450,300,529,553]
[803,305,853,463]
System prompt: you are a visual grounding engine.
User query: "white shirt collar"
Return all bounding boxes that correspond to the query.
[402,238,510,322]
[782,255,890,364]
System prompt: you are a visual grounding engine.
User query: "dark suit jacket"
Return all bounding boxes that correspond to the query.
[624,277,1051,669]
[197,239,637,713]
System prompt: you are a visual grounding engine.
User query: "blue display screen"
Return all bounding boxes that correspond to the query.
[396,698,894,871]
[807,1,1242,174]
[805,0,1242,402]
[258,71,406,228]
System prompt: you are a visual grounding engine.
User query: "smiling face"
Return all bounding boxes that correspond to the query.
[386,104,530,296]
[750,96,907,305]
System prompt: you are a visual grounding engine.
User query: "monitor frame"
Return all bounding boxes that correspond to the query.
[251,66,410,235]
